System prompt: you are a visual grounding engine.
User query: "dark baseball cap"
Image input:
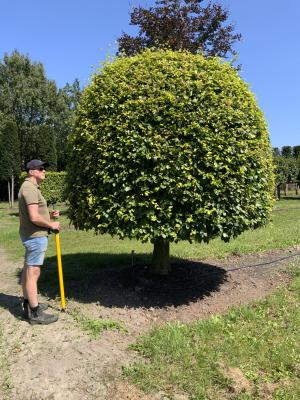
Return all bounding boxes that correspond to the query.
[25,159,49,171]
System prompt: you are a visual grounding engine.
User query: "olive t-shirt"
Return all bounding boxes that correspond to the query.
[18,178,50,239]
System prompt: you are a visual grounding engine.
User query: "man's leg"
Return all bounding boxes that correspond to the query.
[21,237,58,324]
[22,236,45,307]
[23,265,58,325]
[23,265,40,308]
[21,263,28,300]
[21,264,49,317]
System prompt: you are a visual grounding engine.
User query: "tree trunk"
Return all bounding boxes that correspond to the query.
[8,181,11,208]
[11,175,14,208]
[150,239,170,275]
[276,184,281,200]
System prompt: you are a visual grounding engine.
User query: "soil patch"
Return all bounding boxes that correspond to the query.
[221,365,253,395]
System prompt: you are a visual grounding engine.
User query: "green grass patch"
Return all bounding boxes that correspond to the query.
[123,265,300,399]
[71,308,127,339]
[1,198,300,263]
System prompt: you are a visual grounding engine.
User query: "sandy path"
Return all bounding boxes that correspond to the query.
[0,248,137,400]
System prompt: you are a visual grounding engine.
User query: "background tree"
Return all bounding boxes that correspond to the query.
[118,0,241,58]
[0,113,20,207]
[281,145,292,158]
[0,50,75,171]
[272,145,300,198]
[292,145,300,159]
[297,157,300,183]
[56,79,82,170]
[28,125,57,169]
[67,50,274,275]
[272,155,298,198]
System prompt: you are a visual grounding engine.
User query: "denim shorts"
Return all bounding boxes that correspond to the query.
[22,236,48,266]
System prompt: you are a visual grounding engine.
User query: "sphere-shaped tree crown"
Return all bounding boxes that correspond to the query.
[67,50,274,244]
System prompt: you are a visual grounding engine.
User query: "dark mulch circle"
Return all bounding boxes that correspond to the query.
[117,261,228,307]
[60,260,228,308]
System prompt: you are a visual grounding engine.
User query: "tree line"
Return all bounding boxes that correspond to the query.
[1,0,243,206]
[0,50,81,205]
[272,146,300,198]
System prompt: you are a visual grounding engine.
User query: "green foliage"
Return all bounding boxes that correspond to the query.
[67,50,274,246]
[0,50,80,171]
[0,51,59,168]
[292,145,300,158]
[56,79,82,170]
[273,155,298,184]
[272,146,300,186]
[28,125,57,170]
[40,172,66,205]
[281,145,292,158]
[272,147,280,157]
[0,113,20,179]
[20,171,66,206]
[272,145,300,160]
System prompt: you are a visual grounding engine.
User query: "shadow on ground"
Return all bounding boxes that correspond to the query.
[33,253,227,309]
[0,293,25,319]
[278,196,300,200]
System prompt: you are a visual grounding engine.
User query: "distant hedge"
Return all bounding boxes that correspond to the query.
[20,171,66,206]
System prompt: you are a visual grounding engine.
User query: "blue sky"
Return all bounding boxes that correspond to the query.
[1,0,299,147]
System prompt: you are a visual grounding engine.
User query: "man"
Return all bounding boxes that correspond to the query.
[18,159,60,325]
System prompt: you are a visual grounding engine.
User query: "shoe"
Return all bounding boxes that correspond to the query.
[22,302,48,319]
[28,306,58,325]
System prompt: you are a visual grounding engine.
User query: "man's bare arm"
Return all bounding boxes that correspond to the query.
[27,204,60,230]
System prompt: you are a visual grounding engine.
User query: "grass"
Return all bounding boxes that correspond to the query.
[0,197,300,265]
[123,265,300,399]
[71,307,127,339]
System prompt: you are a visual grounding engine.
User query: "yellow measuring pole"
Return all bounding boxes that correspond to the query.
[55,231,66,311]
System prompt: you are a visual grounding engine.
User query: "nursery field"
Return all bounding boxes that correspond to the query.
[0,198,299,399]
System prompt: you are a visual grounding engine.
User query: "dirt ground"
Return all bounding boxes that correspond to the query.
[0,245,299,400]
